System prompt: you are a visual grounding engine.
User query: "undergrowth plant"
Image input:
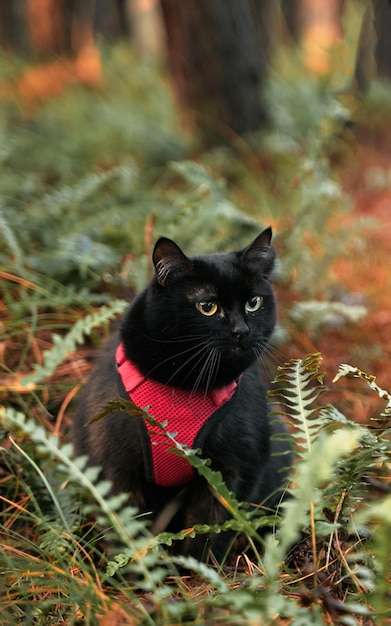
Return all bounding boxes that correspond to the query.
[1,346,390,625]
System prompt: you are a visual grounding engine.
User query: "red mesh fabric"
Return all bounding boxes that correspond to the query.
[116,343,237,487]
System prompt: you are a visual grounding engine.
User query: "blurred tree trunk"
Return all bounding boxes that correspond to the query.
[26,0,75,58]
[252,0,279,63]
[354,0,391,93]
[280,0,301,40]
[16,0,101,107]
[94,0,131,40]
[0,0,131,54]
[159,0,268,147]
[0,0,13,50]
[0,0,31,54]
[375,2,391,78]
[373,0,391,80]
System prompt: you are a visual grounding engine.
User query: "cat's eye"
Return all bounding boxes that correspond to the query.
[245,296,263,312]
[196,301,218,316]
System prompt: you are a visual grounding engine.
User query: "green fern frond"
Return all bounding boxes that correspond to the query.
[289,301,367,339]
[158,161,260,257]
[170,160,218,188]
[264,426,363,580]
[21,300,127,385]
[269,354,387,514]
[0,407,145,550]
[173,556,229,591]
[8,435,71,533]
[357,497,391,621]
[39,166,134,217]
[0,406,182,606]
[0,207,23,268]
[36,518,74,557]
[334,364,391,430]
[269,353,331,459]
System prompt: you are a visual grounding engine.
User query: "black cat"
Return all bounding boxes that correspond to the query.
[72,228,291,561]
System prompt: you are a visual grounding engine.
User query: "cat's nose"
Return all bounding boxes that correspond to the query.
[230,320,249,342]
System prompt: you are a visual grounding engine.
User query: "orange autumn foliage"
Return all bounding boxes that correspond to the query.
[15,45,102,109]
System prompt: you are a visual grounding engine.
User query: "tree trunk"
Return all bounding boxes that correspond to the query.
[160,0,268,147]
[94,0,131,40]
[26,0,75,58]
[0,0,13,50]
[353,0,391,93]
[0,0,30,53]
[245,0,277,64]
[374,0,391,80]
[280,0,302,40]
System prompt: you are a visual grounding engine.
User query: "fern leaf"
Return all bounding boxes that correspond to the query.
[21,300,127,385]
[106,516,255,577]
[334,364,391,430]
[0,208,23,268]
[172,556,229,591]
[265,427,363,577]
[146,516,266,550]
[169,160,216,188]
[0,407,144,550]
[8,435,71,533]
[40,166,133,216]
[269,353,330,459]
[289,301,367,338]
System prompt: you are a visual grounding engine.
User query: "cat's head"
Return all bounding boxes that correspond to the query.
[125,228,277,390]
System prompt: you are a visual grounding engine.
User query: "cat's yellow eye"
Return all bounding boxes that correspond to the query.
[196,301,218,316]
[245,296,263,313]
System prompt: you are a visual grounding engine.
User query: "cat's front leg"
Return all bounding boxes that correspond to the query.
[180,479,238,563]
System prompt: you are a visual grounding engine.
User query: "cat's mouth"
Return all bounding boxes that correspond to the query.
[226,343,251,358]
[230,345,245,354]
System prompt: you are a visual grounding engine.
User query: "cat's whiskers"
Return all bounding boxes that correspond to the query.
[266,342,288,365]
[191,345,221,396]
[165,338,218,391]
[254,341,287,367]
[137,329,208,345]
[144,338,212,381]
[254,340,271,358]
[203,348,221,396]
[252,341,287,383]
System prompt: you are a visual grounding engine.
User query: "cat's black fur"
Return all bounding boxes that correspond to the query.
[72,228,291,561]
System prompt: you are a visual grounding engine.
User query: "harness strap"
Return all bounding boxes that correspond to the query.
[116,342,237,487]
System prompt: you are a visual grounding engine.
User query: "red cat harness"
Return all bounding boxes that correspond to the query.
[116,343,237,488]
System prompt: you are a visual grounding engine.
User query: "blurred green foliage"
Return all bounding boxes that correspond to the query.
[0,43,363,301]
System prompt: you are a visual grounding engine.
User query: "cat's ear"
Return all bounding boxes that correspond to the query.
[239,227,276,277]
[153,237,192,286]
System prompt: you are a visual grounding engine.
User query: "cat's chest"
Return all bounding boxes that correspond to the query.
[195,367,270,457]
